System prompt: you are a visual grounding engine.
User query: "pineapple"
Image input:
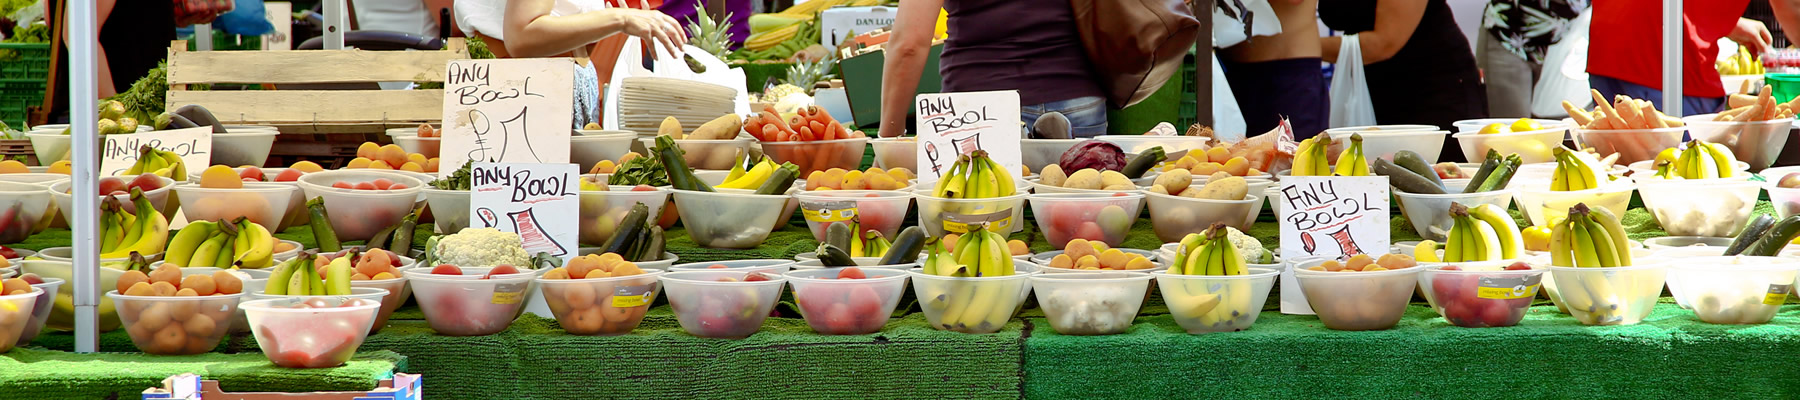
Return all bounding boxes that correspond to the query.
[687,4,735,61]
[781,52,836,96]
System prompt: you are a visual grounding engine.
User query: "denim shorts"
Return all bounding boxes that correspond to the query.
[1022,96,1108,138]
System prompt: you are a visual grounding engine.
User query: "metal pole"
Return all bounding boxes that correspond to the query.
[1194,0,1213,127]
[68,0,100,353]
[324,0,346,50]
[1662,0,1683,117]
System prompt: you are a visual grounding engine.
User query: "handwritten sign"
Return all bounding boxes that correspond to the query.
[1276,176,1390,314]
[913,90,1022,183]
[440,59,575,178]
[99,126,212,177]
[469,162,580,259]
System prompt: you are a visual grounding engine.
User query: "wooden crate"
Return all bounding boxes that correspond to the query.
[0,139,36,166]
[164,40,467,165]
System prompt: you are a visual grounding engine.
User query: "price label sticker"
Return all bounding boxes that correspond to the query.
[1765,284,1793,305]
[611,284,656,308]
[942,209,1012,233]
[1475,274,1542,300]
[800,200,858,223]
[491,282,528,304]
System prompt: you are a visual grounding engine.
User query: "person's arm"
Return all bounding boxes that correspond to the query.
[67,0,118,97]
[876,0,944,138]
[502,0,686,58]
[1774,0,1800,47]
[1319,0,1426,64]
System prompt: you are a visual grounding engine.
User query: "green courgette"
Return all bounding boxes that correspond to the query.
[1463,149,1502,190]
[876,226,927,265]
[603,203,650,255]
[639,225,666,262]
[752,162,799,195]
[654,135,714,192]
[824,221,853,250]
[1725,215,1776,256]
[1373,159,1446,194]
[1392,150,1444,191]
[815,243,857,267]
[1745,216,1800,256]
[1121,146,1166,179]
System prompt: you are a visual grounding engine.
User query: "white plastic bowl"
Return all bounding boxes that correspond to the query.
[15,277,61,346]
[1031,272,1153,335]
[1326,130,1448,163]
[912,190,1029,237]
[295,170,425,241]
[1020,139,1084,173]
[1451,118,1564,133]
[792,190,913,243]
[535,270,664,335]
[241,296,383,367]
[570,132,637,172]
[1293,261,1421,331]
[421,188,470,234]
[870,137,918,171]
[1511,178,1636,227]
[578,185,670,246]
[1452,127,1566,164]
[1143,191,1260,243]
[171,183,294,228]
[1154,268,1279,333]
[668,259,795,275]
[1546,264,1668,326]
[907,265,1038,334]
[1028,192,1144,249]
[1624,160,1751,179]
[1568,119,1684,165]
[785,268,908,335]
[47,177,175,227]
[0,181,50,241]
[759,137,871,176]
[0,288,39,353]
[1095,135,1209,154]
[1417,261,1544,328]
[640,138,749,170]
[211,127,280,167]
[1636,179,1761,237]
[1392,189,1517,241]
[1682,114,1794,171]
[670,189,791,249]
[403,266,541,336]
[661,270,788,339]
[109,290,245,355]
[1667,256,1800,324]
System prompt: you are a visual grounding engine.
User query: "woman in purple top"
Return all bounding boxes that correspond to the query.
[877,0,1108,138]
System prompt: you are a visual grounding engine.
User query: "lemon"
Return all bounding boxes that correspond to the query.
[1509,118,1543,133]
[1478,123,1510,135]
[1654,148,1678,167]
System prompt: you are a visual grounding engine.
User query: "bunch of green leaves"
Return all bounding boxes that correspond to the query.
[607,151,669,187]
[429,160,474,190]
[102,60,169,123]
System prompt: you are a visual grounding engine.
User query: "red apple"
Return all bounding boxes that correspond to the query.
[485,265,520,279]
[239,167,265,182]
[744,272,771,282]
[18,273,42,284]
[1781,172,1800,189]
[430,264,463,275]
[836,267,866,280]
[274,169,304,182]
[127,173,164,191]
[98,177,126,195]
[332,181,354,189]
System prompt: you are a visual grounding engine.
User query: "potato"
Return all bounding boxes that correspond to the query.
[1191,176,1248,200]
[690,114,742,140]
[1147,185,1169,195]
[1063,168,1103,189]
[1152,169,1191,194]
[1099,170,1132,188]
[658,116,684,139]
[1040,164,1068,186]
[1103,183,1136,191]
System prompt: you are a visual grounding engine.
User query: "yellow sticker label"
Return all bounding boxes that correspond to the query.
[490,291,523,305]
[1474,275,1542,300]
[1765,284,1792,305]
[1476,284,1538,300]
[612,293,652,308]
[942,209,1012,233]
[800,200,858,223]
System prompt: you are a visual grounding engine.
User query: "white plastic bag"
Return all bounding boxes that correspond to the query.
[1531,9,1593,119]
[1328,34,1378,128]
[1212,0,1282,48]
[1210,54,1248,141]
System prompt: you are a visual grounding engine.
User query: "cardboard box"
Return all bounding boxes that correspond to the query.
[820,6,897,48]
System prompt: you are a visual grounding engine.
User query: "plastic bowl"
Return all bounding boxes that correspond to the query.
[1392,189,1516,241]
[759,137,871,176]
[670,189,790,249]
[389,128,442,159]
[241,296,382,368]
[1144,191,1260,243]
[1294,261,1421,330]
[211,128,280,167]
[578,185,670,246]
[248,286,388,304]
[870,137,918,171]
[1569,122,1685,165]
[537,270,664,335]
[1324,124,1440,136]
[1625,160,1752,180]
[171,183,293,228]
[345,275,409,334]
[1417,261,1545,328]
[786,268,908,334]
[109,290,244,355]
[1178,178,1274,228]
[26,132,68,165]
[1452,128,1566,164]
[792,258,921,270]
[573,252,679,271]
[570,132,636,171]
[907,266,1037,334]
[661,270,788,339]
[403,267,539,336]
[0,288,39,352]
[1642,236,1734,249]
[1096,136,1209,154]
[1154,268,1278,333]
[1506,162,1630,190]
[669,259,795,275]
[1452,118,1565,133]
[1636,179,1760,237]
[637,137,747,171]
[187,167,310,231]
[912,190,1029,237]
[1546,264,1668,325]
[20,260,125,332]
[792,190,913,242]
[1511,178,1636,227]
[1026,178,1143,195]
[1029,248,1160,271]
[421,188,470,234]
[13,277,59,346]
[296,170,425,241]
[0,181,49,239]
[1326,130,1448,163]
[1021,139,1084,173]
[1031,272,1152,335]
[1648,246,1728,310]
[1667,256,1800,324]
[1029,192,1144,249]
[166,267,270,332]
[1683,114,1794,171]
[1156,242,1281,271]
[49,177,175,231]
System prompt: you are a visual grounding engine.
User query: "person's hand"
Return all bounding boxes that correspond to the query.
[1730,18,1774,56]
[612,8,687,59]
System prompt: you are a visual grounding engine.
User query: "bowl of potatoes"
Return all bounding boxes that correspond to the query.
[1143,170,1264,242]
[1028,165,1153,194]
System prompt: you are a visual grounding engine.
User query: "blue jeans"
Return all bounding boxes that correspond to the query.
[1588,75,1725,116]
[1022,96,1108,138]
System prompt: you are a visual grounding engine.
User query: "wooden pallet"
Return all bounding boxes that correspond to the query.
[0,139,37,166]
[164,40,467,165]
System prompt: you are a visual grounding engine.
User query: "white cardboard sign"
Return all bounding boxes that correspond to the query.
[913,90,1022,183]
[1276,176,1391,314]
[469,162,581,260]
[440,59,575,177]
[99,126,213,177]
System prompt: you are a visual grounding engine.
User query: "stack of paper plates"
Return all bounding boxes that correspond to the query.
[616,77,737,135]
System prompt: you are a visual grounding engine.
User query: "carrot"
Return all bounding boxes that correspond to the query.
[1758,85,1776,120]
[1564,101,1595,126]
[832,121,850,139]
[1729,93,1757,109]
[1742,79,1753,94]
[1613,99,1643,129]
[1590,89,1619,121]
[763,111,792,134]
[762,124,781,142]
[812,106,836,124]
[1642,101,1667,129]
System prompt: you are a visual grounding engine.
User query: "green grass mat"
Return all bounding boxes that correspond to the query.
[0,348,402,399]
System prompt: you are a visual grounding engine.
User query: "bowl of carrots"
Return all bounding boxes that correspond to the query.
[1561,90,1685,165]
[748,105,871,176]
[1682,84,1797,171]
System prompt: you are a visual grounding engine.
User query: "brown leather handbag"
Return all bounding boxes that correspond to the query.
[1068,0,1200,108]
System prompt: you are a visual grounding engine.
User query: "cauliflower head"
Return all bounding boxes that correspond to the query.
[1226,227,1273,264]
[434,228,533,268]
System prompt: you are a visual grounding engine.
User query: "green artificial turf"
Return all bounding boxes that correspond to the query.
[0,348,402,399]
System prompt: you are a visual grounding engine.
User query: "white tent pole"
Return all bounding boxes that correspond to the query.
[68,0,101,353]
[1662,0,1683,117]
[324,0,347,50]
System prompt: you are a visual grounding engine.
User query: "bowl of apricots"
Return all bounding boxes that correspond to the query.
[110,264,247,354]
[389,125,441,159]
[186,162,325,231]
[1033,239,1160,273]
[1294,254,1421,331]
[346,141,441,174]
[536,253,660,335]
[1158,147,1271,179]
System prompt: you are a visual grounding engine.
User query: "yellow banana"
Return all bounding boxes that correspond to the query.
[718,160,775,189]
[1468,204,1521,259]
[187,233,230,268]
[1701,142,1736,178]
[1333,134,1368,176]
[163,220,217,267]
[1587,205,1631,266]
[234,220,275,269]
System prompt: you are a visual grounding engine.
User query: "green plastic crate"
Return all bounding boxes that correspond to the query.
[0,43,49,81]
[1768,73,1800,103]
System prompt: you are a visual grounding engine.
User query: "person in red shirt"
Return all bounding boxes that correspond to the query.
[1587,0,1800,114]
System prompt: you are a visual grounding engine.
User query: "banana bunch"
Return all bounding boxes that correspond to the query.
[123,145,188,182]
[1550,147,1609,191]
[1671,140,1738,179]
[1443,203,1523,262]
[1289,136,1332,176]
[1548,203,1632,322]
[854,230,892,258]
[1331,133,1370,176]
[1718,46,1765,75]
[164,217,276,268]
[265,251,354,296]
[920,223,1016,331]
[1166,223,1257,330]
[718,156,781,189]
[930,150,1016,199]
[98,188,168,259]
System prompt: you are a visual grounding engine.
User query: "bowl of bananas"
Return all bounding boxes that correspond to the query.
[1683,114,1795,171]
[1155,267,1279,334]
